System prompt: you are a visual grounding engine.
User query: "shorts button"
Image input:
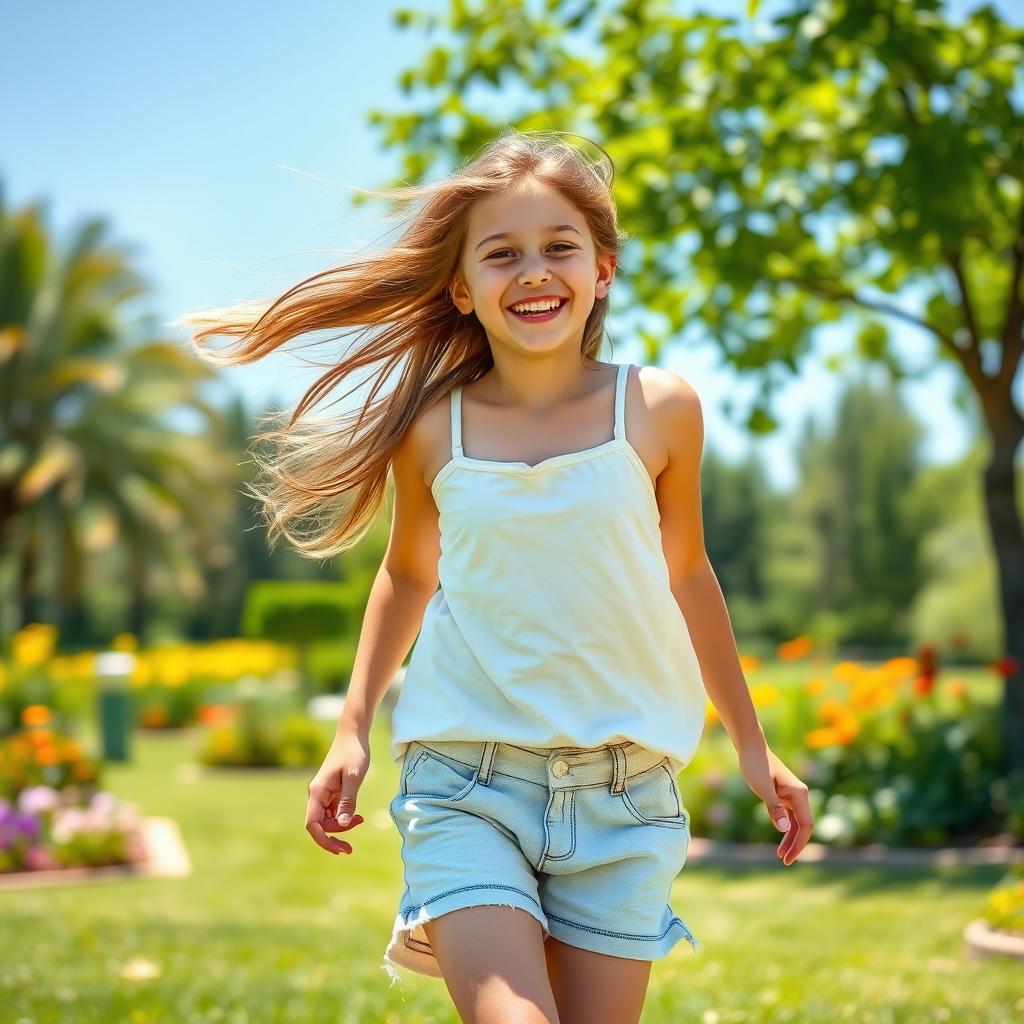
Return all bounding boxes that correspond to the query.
[551,760,570,777]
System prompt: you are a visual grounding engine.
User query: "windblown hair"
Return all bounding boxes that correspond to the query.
[176,129,627,560]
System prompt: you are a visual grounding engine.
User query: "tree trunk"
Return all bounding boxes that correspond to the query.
[17,525,43,631]
[982,417,1024,778]
[127,535,147,641]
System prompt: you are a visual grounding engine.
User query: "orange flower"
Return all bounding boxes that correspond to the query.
[805,727,840,748]
[739,654,761,674]
[805,676,829,697]
[832,718,860,744]
[946,679,968,700]
[196,703,236,727]
[35,745,60,765]
[818,698,852,724]
[140,705,168,728]
[21,704,52,727]
[778,636,813,661]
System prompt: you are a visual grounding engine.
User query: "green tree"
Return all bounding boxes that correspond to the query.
[365,0,1024,774]
[791,371,934,645]
[700,448,779,638]
[0,186,236,643]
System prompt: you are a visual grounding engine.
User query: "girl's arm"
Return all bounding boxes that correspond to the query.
[306,417,442,854]
[648,368,764,751]
[336,413,442,739]
[649,367,813,865]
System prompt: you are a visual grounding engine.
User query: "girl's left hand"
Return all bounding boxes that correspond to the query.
[736,743,814,866]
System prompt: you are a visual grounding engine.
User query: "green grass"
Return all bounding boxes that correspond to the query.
[1,718,1021,1023]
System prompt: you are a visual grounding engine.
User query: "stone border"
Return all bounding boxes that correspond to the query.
[0,816,191,891]
[963,918,1024,960]
[685,836,1024,868]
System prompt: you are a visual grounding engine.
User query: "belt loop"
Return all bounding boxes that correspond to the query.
[609,744,627,795]
[478,741,498,785]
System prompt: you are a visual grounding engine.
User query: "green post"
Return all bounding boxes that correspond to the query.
[96,651,135,762]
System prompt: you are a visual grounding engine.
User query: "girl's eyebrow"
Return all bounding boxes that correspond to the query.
[474,224,581,252]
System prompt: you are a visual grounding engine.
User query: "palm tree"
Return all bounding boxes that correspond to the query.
[0,184,237,641]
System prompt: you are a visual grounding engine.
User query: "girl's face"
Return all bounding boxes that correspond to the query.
[450,181,614,356]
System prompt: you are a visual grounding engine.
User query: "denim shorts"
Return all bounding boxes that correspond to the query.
[382,738,701,985]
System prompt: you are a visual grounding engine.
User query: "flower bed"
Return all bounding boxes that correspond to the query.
[0,623,297,733]
[684,641,1023,849]
[196,688,327,768]
[0,706,145,876]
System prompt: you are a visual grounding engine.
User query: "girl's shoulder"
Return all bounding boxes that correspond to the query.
[633,363,699,400]
[392,388,455,494]
[632,364,701,423]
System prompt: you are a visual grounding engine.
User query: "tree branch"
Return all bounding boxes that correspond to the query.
[779,274,988,394]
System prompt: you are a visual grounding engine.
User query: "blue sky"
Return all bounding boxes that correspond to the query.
[3,0,1019,492]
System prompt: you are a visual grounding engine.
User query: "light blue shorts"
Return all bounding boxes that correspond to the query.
[382,738,701,984]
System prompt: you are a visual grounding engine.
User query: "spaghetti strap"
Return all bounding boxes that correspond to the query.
[612,362,629,441]
[450,386,464,458]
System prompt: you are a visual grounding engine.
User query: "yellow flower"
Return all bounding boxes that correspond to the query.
[832,661,866,684]
[111,633,138,653]
[749,683,779,707]
[12,623,58,669]
[805,676,829,696]
[883,657,917,681]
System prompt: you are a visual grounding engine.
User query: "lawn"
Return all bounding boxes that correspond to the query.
[1,716,1020,1023]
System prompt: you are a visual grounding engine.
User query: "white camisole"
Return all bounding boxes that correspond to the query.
[388,362,708,777]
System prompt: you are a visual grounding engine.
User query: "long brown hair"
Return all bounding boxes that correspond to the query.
[175,130,627,560]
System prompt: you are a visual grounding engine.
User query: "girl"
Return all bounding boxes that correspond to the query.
[183,130,813,1024]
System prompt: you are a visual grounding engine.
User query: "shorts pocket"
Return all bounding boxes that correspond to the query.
[401,743,479,802]
[621,759,689,830]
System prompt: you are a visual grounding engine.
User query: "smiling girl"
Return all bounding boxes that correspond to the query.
[182,130,813,1024]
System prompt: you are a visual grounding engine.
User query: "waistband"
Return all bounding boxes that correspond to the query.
[405,738,670,795]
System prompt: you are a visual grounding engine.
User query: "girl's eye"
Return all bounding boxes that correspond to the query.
[486,244,577,259]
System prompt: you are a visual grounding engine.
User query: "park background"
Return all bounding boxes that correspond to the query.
[1,0,1023,1021]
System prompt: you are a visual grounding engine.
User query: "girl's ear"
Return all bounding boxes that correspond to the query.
[449,274,473,315]
[595,254,616,301]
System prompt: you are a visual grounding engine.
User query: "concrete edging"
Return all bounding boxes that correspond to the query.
[0,816,191,891]
[685,835,1024,868]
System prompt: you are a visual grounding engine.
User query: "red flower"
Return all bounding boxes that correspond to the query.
[913,674,936,697]
[990,655,1020,678]
[916,643,938,676]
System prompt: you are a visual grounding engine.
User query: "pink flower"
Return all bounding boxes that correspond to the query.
[24,846,58,871]
[18,785,59,816]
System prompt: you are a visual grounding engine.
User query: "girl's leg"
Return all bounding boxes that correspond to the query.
[544,937,652,1024]
[423,904,561,1024]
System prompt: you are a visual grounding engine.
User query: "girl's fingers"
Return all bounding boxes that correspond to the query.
[323,813,364,833]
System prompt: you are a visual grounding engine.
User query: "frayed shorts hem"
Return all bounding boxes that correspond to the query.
[381,883,550,984]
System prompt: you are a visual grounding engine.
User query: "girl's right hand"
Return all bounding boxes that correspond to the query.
[305,728,369,855]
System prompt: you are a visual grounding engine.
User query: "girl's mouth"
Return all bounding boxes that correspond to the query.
[507,298,568,323]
